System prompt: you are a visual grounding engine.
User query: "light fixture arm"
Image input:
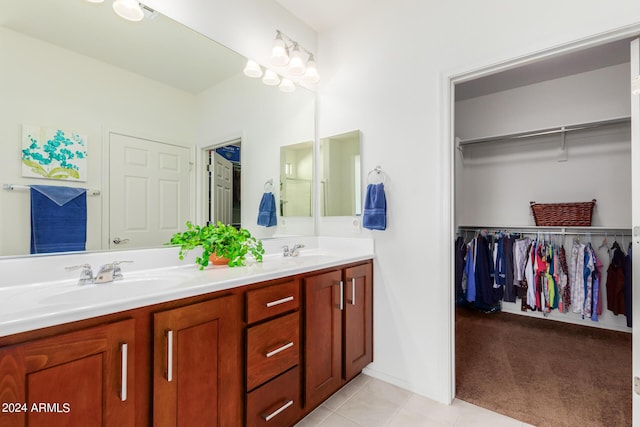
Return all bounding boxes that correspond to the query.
[274,30,315,60]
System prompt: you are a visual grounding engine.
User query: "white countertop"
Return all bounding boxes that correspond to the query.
[0,237,374,338]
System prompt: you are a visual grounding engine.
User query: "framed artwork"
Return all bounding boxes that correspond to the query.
[21,125,88,181]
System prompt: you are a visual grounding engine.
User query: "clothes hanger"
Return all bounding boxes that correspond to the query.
[597,233,609,251]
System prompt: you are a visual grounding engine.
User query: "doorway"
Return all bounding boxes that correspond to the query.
[108,132,192,250]
[447,31,640,425]
[206,140,241,228]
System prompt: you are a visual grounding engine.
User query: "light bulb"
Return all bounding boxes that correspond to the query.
[302,55,320,84]
[271,33,289,66]
[243,60,263,78]
[288,44,306,76]
[262,69,280,86]
[279,78,296,93]
[112,0,144,21]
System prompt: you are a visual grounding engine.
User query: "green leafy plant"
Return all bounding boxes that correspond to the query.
[169,221,264,269]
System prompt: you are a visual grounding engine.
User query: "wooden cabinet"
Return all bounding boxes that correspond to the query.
[304,261,373,410]
[153,295,242,427]
[0,319,135,427]
[245,279,302,426]
[0,258,373,427]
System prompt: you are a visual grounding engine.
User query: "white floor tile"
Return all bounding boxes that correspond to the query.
[296,375,526,427]
[317,412,362,427]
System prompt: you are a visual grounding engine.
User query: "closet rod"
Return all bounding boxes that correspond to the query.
[457,225,632,236]
[457,116,630,148]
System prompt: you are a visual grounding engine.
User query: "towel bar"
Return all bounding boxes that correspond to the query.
[3,184,101,196]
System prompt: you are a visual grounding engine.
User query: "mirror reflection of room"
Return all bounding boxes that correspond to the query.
[0,0,316,256]
[319,130,362,216]
[280,141,313,217]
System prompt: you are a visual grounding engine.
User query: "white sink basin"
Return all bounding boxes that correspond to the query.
[38,272,192,306]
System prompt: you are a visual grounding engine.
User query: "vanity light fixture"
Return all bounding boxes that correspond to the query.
[112,0,144,22]
[271,31,290,66]
[303,54,320,84]
[279,78,296,93]
[243,60,263,78]
[262,69,281,86]
[270,30,320,83]
[85,0,105,3]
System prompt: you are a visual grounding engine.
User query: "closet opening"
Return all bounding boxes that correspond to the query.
[451,34,638,427]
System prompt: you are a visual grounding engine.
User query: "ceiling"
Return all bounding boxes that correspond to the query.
[1,0,245,94]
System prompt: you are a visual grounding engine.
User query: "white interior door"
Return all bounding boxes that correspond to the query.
[211,152,232,225]
[109,133,191,249]
[631,37,640,423]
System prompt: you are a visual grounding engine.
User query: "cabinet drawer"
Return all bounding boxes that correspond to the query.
[246,280,299,324]
[246,366,300,427]
[247,312,299,390]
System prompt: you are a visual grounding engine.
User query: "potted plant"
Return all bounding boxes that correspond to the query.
[169,221,264,269]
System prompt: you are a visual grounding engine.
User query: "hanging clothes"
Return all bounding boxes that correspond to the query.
[503,236,516,302]
[570,240,586,316]
[606,242,626,316]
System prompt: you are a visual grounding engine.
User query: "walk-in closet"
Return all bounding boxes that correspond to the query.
[453,37,637,427]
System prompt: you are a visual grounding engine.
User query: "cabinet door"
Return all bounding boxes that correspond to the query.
[344,262,374,381]
[304,270,343,409]
[0,319,135,427]
[153,295,241,427]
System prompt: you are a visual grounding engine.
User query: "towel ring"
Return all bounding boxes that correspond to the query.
[367,166,386,185]
[264,179,274,192]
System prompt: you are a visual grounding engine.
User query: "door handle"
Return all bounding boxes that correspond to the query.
[166,329,173,382]
[262,400,294,422]
[112,237,130,245]
[120,343,128,401]
[351,277,356,306]
[339,280,344,311]
[266,296,294,307]
[265,342,294,358]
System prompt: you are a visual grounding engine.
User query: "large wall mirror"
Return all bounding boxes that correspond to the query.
[319,130,362,216]
[280,142,313,217]
[0,0,315,257]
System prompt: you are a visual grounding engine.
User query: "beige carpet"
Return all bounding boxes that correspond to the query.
[455,307,631,427]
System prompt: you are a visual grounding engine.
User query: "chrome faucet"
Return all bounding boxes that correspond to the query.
[66,261,133,285]
[65,264,94,286]
[282,243,305,257]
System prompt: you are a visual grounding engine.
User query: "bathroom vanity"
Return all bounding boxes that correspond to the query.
[0,237,373,426]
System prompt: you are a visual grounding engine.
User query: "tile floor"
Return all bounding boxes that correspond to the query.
[295,374,534,427]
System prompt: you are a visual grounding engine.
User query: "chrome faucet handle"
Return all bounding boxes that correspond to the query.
[112,260,133,281]
[290,243,305,257]
[65,263,94,286]
[282,245,290,257]
[95,263,115,283]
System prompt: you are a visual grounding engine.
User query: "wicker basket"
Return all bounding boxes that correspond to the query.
[530,199,596,227]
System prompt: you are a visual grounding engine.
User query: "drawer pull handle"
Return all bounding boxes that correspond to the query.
[266,296,294,307]
[166,329,173,382]
[120,343,128,402]
[339,280,344,311]
[265,341,294,358]
[351,277,356,306]
[262,399,294,422]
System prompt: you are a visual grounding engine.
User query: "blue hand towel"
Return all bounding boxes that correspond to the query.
[257,192,277,227]
[362,183,386,230]
[30,185,87,254]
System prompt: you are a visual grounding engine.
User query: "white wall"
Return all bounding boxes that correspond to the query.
[456,63,631,227]
[315,0,640,404]
[0,28,196,256]
[196,73,315,238]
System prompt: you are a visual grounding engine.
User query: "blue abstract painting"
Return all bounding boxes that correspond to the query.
[22,125,88,181]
